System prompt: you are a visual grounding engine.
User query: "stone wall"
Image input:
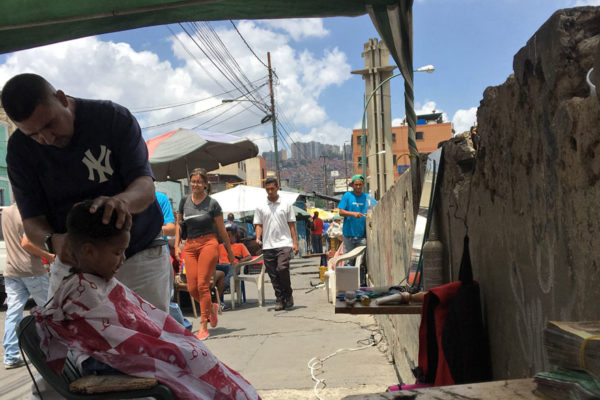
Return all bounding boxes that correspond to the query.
[439,6,600,379]
[367,6,600,383]
[366,171,421,383]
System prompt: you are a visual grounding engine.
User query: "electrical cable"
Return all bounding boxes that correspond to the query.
[229,20,274,75]
[186,21,269,113]
[167,24,231,94]
[131,79,268,113]
[307,335,379,400]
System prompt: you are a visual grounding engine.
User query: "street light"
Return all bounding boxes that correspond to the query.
[222,97,279,181]
[414,64,435,73]
[360,65,435,187]
[357,150,386,166]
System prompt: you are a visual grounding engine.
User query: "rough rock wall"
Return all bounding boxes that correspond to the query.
[438,7,600,379]
[366,171,421,383]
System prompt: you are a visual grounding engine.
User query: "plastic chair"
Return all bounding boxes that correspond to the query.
[174,272,221,318]
[17,315,175,399]
[324,245,366,303]
[230,255,265,309]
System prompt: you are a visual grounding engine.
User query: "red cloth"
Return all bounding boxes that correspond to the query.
[33,273,259,400]
[418,281,462,387]
[218,243,250,264]
[312,218,323,235]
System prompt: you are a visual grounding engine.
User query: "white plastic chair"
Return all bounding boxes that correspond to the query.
[324,245,366,303]
[230,254,265,309]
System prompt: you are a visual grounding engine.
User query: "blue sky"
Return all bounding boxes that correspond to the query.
[0,0,596,154]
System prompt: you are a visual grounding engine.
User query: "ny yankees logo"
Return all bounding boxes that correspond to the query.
[82,145,113,183]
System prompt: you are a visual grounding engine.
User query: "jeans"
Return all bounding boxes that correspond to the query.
[343,236,367,265]
[3,274,50,365]
[216,264,233,291]
[311,234,323,254]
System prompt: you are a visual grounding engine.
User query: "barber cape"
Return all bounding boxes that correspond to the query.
[32,273,259,400]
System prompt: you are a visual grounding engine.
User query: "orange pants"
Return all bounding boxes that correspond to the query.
[182,234,218,323]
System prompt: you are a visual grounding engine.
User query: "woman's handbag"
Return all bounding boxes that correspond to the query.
[179,219,188,240]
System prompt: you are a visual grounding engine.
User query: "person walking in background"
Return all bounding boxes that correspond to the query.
[254,178,298,311]
[174,168,234,340]
[337,174,377,254]
[2,205,53,369]
[311,211,323,254]
[2,73,172,312]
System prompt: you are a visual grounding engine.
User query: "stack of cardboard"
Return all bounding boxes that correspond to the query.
[535,321,600,399]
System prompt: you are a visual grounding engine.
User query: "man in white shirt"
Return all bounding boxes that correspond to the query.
[254,178,299,311]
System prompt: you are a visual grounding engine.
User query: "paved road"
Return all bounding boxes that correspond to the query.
[0,257,397,399]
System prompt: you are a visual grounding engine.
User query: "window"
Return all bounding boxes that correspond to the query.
[393,155,397,165]
[416,131,424,140]
[356,136,361,145]
[392,133,396,142]
[358,156,362,165]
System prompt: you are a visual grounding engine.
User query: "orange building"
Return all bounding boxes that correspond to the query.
[352,113,452,179]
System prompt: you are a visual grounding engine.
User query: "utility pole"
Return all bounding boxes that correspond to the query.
[343,142,349,191]
[267,52,280,183]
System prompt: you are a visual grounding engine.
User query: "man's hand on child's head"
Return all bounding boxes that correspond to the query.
[89,195,133,230]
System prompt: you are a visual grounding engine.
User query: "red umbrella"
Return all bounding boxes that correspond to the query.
[146,128,258,181]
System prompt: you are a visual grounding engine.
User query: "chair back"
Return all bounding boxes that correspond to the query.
[17,315,175,400]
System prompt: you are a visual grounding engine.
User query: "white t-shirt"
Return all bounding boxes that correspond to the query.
[254,196,296,250]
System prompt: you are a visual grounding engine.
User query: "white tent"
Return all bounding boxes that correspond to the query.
[211,185,299,213]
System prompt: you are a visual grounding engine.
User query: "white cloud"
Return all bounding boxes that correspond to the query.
[388,100,448,126]
[259,19,329,41]
[572,0,600,5]
[0,21,352,144]
[288,121,352,147]
[451,107,478,134]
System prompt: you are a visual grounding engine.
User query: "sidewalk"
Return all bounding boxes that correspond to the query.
[0,257,398,399]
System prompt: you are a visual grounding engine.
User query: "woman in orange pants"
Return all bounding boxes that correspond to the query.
[175,168,234,340]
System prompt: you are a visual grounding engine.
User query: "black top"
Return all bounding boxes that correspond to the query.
[178,195,222,238]
[6,98,163,258]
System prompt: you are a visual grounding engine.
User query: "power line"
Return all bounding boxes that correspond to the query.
[167,24,230,94]
[131,79,268,113]
[226,122,267,134]
[229,20,271,72]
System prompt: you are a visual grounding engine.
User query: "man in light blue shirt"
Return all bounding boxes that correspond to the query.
[337,175,376,254]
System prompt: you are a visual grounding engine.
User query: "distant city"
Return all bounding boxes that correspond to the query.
[262,141,353,194]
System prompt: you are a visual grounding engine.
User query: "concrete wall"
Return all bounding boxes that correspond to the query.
[367,6,600,383]
[438,7,600,379]
[366,171,421,383]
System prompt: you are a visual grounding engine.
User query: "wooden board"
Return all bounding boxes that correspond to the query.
[335,299,422,314]
[69,375,158,394]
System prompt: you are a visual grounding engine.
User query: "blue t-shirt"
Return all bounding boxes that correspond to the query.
[7,98,163,258]
[337,191,377,238]
[156,191,175,225]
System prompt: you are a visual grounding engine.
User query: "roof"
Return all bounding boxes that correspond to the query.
[0,1,403,54]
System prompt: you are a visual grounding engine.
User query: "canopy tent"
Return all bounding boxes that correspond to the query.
[236,206,311,223]
[145,128,258,180]
[211,185,299,213]
[0,1,417,184]
[307,208,336,221]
